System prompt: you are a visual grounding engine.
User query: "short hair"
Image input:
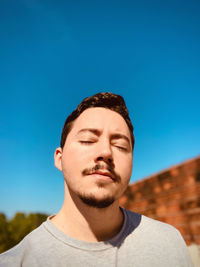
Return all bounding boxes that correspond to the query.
[60,92,134,150]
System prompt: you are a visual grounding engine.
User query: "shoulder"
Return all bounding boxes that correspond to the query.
[122,209,193,266]
[124,208,182,237]
[0,222,46,267]
[118,209,194,266]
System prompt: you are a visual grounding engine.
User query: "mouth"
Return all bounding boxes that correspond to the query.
[89,170,114,182]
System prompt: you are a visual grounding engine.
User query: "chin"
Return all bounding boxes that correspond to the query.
[78,192,115,209]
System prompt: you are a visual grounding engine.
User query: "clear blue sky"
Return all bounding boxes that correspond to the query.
[0,0,199,218]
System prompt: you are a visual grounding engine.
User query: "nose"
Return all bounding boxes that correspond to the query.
[94,139,114,166]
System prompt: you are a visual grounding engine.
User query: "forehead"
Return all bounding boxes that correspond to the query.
[71,107,131,136]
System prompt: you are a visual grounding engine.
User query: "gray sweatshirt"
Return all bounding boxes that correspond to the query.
[0,209,193,267]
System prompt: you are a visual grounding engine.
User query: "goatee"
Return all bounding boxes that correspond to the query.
[79,194,115,209]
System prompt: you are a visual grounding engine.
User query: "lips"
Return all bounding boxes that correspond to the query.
[89,170,114,181]
[82,164,119,182]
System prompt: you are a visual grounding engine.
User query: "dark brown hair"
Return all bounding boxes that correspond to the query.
[60,92,134,149]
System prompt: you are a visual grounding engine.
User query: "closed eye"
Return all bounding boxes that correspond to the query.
[79,140,94,144]
[115,146,128,152]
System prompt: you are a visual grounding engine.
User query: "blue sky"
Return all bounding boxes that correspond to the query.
[0,0,200,218]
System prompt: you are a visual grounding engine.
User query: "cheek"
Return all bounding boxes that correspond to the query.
[69,143,95,161]
[118,156,133,179]
[61,145,91,172]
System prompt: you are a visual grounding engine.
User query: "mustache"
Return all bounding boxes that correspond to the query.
[82,164,121,183]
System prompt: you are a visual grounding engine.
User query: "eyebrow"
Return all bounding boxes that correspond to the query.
[76,128,101,136]
[76,128,130,145]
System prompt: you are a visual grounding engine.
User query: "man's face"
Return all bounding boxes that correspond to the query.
[55,107,133,208]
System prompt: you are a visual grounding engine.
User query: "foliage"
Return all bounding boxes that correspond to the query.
[0,212,48,253]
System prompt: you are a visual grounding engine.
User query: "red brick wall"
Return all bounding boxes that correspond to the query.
[120,156,200,245]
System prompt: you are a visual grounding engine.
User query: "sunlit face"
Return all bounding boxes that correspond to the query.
[55,107,133,208]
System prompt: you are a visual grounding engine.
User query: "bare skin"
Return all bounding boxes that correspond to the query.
[52,108,133,242]
[52,184,124,242]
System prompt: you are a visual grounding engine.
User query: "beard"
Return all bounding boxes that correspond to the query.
[64,163,122,209]
[78,193,115,209]
[78,163,120,208]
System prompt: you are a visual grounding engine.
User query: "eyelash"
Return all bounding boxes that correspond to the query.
[116,146,127,151]
[79,141,94,144]
[79,141,127,151]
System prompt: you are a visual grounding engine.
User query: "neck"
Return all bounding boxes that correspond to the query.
[51,184,124,242]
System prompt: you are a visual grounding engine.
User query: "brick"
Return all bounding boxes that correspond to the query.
[120,155,200,245]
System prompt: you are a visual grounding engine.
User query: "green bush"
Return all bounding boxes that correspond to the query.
[0,212,48,253]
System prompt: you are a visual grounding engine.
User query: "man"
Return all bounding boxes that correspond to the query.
[0,92,193,266]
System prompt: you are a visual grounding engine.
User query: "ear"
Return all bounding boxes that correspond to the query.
[54,147,63,171]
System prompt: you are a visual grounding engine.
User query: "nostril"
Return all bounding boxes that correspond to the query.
[96,156,113,164]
